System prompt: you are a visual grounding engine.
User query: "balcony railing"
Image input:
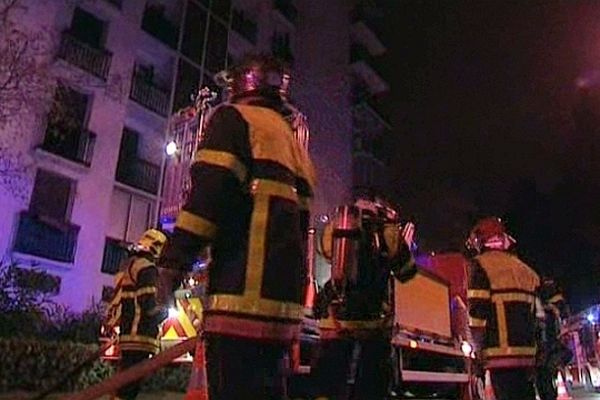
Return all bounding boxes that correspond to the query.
[13,211,80,263]
[231,10,258,44]
[274,0,297,25]
[116,156,160,194]
[141,6,179,48]
[130,72,170,117]
[41,127,96,166]
[57,32,113,80]
[101,237,129,275]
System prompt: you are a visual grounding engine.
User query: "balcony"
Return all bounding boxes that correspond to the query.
[274,0,297,26]
[350,44,389,95]
[101,237,129,275]
[13,211,80,263]
[130,71,170,117]
[141,6,179,49]
[350,5,386,54]
[41,127,96,167]
[231,9,257,45]
[116,156,160,194]
[57,32,113,80]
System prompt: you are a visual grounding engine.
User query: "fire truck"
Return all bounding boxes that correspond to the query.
[562,304,600,391]
[389,252,481,399]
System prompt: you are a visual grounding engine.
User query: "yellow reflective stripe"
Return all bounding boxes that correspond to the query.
[483,346,536,357]
[131,298,141,336]
[548,294,564,304]
[176,210,217,239]
[468,289,491,300]
[491,292,534,302]
[129,259,153,282]
[135,286,157,296]
[196,149,247,182]
[245,191,270,298]
[250,179,298,202]
[469,316,487,328]
[496,301,508,348]
[207,294,303,320]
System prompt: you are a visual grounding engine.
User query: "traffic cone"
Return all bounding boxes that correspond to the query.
[484,370,496,400]
[556,371,572,400]
[184,339,209,400]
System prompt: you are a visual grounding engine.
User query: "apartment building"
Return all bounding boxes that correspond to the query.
[0,0,370,310]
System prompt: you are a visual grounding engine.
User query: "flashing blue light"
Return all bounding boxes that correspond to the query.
[588,313,595,323]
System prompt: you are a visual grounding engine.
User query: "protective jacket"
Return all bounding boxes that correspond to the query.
[159,97,316,342]
[468,250,541,368]
[315,216,416,338]
[107,253,163,354]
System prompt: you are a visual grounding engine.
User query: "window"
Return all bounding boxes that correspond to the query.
[210,0,231,22]
[181,1,208,64]
[141,0,181,48]
[70,8,106,48]
[29,170,75,222]
[173,59,201,112]
[42,85,96,165]
[204,17,228,73]
[107,188,154,243]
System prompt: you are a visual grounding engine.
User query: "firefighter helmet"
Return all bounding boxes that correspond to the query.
[216,54,291,102]
[466,217,515,253]
[136,229,167,259]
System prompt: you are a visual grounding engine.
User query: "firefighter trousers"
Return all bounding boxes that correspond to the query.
[204,333,290,400]
[311,335,391,400]
[115,350,152,400]
[490,368,536,400]
[536,365,558,400]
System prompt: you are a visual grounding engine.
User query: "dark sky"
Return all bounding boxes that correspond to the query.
[377,1,600,311]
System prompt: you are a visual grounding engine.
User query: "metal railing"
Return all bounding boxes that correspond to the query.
[274,0,297,25]
[13,211,80,263]
[116,155,161,194]
[130,71,170,116]
[41,127,96,166]
[57,32,113,80]
[101,237,129,275]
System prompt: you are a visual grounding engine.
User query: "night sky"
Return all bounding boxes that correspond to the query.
[377,1,600,311]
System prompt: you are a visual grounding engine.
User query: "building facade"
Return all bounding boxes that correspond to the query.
[0,0,363,310]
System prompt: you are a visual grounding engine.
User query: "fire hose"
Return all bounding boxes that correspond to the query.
[59,337,196,400]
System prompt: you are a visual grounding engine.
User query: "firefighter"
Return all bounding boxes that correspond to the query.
[157,54,316,400]
[466,217,543,400]
[310,196,417,400]
[536,276,571,400]
[105,229,168,400]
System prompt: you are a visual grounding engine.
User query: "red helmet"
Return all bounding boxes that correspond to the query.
[466,217,515,253]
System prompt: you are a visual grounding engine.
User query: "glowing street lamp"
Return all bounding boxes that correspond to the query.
[165,140,178,157]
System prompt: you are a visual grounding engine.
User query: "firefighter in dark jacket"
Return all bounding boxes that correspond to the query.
[106,229,168,400]
[466,217,543,400]
[536,277,571,400]
[311,196,417,400]
[157,54,316,400]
